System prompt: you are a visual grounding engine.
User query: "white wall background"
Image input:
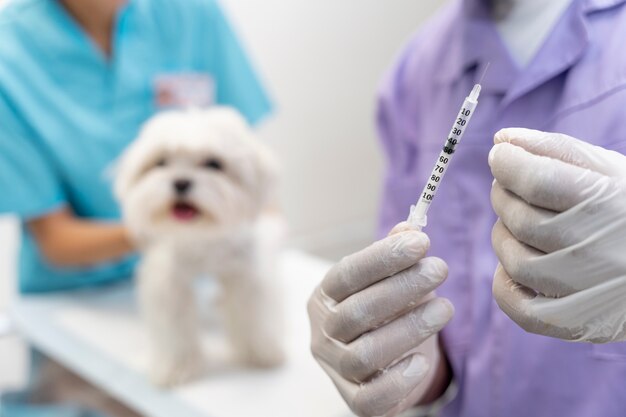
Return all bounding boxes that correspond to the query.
[221,0,443,258]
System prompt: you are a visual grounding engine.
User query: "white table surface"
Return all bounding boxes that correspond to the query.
[9,249,353,417]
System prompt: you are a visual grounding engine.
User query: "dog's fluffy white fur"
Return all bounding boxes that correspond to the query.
[115,107,285,386]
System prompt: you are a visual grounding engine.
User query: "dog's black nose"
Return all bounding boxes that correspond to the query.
[173,179,192,194]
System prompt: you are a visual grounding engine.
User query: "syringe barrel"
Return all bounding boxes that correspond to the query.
[408,85,481,229]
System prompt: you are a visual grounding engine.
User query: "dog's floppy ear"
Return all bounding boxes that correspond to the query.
[113,115,167,202]
[251,138,280,206]
[113,140,144,202]
[205,107,280,207]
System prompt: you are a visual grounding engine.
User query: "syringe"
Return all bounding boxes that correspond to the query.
[407,83,482,230]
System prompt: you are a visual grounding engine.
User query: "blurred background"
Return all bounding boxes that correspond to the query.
[0,0,443,402]
[222,0,443,258]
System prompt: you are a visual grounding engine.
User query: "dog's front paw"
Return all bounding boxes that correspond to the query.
[150,353,205,387]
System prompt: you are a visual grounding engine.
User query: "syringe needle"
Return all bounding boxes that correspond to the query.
[478,62,491,85]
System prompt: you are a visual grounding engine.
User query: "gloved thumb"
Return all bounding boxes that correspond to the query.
[494,128,626,178]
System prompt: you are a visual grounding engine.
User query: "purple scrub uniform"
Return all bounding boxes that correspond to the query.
[377,0,626,416]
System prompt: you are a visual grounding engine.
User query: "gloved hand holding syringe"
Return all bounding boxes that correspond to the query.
[408,82,482,230]
[308,76,486,417]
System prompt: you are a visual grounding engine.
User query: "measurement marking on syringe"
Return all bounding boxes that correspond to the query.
[408,87,481,229]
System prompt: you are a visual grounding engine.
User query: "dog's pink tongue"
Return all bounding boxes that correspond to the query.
[172,202,199,221]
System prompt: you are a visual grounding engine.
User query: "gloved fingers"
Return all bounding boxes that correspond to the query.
[493,264,626,342]
[492,220,581,297]
[319,353,432,417]
[492,263,565,338]
[307,285,334,338]
[325,257,448,343]
[492,263,581,340]
[492,219,626,295]
[489,141,606,212]
[527,276,626,342]
[335,297,453,383]
[322,230,430,302]
[388,221,414,235]
[494,128,626,178]
[491,181,565,253]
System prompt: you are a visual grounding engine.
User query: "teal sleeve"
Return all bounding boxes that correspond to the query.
[0,91,65,218]
[203,0,273,125]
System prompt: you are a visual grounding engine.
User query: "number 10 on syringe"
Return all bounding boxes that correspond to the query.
[407,83,482,230]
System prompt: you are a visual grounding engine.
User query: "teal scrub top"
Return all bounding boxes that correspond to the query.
[0,0,272,293]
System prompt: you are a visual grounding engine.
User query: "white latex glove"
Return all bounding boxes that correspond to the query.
[489,128,626,343]
[307,222,454,417]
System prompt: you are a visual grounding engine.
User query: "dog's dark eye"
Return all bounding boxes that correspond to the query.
[155,158,167,167]
[203,158,223,171]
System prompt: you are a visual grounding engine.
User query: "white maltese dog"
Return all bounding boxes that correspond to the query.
[115,107,285,387]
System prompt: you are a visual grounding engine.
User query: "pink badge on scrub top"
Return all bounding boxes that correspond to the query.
[154,73,215,108]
